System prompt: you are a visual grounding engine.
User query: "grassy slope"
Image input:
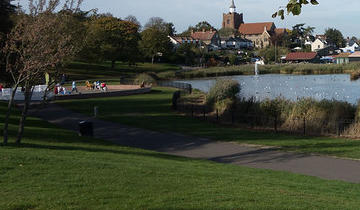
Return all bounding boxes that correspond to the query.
[58,87,360,159]
[2,103,360,209]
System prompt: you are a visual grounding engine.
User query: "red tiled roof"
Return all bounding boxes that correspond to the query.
[348,52,360,58]
[335,53,351,58]
[191,31,216,41]
[285,52,318,61]
[239,22,274,35]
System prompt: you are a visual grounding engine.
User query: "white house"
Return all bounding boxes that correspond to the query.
[341,41,359,53]
[221,37,253,49]
[168,36,201,48]
[311,38,327,52]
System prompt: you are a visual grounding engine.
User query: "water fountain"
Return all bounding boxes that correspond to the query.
[254,60,264,76]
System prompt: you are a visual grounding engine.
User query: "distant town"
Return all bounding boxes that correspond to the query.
[168,0,359,65]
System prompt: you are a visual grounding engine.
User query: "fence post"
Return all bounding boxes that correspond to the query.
[191,104,194,118]
[337,120,341,136]
[203,106,206,120]
[303,117,306,136]
[94,106,98,118]
[231,108,235,125]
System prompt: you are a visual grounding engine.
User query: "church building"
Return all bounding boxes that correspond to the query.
[222,0,284,48]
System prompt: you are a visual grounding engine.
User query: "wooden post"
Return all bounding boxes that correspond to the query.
[303,117,306,136]
[191,104,194,118]
[203,106,206,120]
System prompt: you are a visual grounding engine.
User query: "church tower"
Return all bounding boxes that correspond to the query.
[222,0,244,30]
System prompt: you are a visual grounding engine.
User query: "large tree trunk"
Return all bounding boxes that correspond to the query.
[3,84,19,145]
[15,85,33,145]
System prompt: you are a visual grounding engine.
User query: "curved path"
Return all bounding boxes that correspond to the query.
[29,103,360,183]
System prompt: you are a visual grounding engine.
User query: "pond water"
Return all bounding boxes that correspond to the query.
[176,74,360,104]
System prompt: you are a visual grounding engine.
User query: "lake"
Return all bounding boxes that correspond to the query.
[177,74,360,104]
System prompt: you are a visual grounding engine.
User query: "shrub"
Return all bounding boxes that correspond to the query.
[206,79,240,110]
[134,73,156,85]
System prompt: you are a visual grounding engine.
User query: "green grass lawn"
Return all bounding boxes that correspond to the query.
[3,103,360,209]
[57,87,360,160]
[64,61,180,81]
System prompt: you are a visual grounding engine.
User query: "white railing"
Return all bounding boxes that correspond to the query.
[0,85,54,101]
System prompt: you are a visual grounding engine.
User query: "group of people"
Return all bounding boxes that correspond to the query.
[86,80,108,92]
[54,81,78,95]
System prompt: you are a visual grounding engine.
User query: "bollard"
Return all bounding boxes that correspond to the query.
[94,106,98,118]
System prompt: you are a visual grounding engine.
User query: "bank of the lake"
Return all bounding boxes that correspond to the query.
[157,62,360,80]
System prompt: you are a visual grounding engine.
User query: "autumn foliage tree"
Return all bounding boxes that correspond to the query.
[80,15,140,68]
[2,0,84,145]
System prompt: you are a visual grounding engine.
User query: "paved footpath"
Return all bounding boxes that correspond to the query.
[29,103,360,183]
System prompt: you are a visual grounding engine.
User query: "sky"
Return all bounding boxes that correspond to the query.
[17,0,360,37]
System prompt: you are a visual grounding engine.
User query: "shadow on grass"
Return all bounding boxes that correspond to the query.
[3,142,193,163]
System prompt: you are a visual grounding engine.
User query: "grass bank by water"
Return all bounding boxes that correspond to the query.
[158,63,360,80]
[4,102,360,208]
[57,87,360,160]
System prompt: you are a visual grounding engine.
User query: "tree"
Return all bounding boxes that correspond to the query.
[0,0,16,34]
[273,0,319,19]
[140,17,173,64]
[0,0,16,85]
[2,0,84,145]
[81,15,140,68]
[325,28,346,48]
[124,15,141,29]
[144,17,175,36]
[179,21,216,36]
[218,28,240,38]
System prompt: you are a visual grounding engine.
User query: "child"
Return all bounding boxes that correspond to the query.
[71,81,78,93]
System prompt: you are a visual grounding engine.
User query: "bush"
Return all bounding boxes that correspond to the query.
[134,73,156,85]
[206,79,240,108]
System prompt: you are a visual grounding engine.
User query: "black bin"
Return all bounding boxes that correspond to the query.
[78,121,93,136]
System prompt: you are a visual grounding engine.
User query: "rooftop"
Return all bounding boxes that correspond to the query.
[239,22,274,35]
[285,52,318,60]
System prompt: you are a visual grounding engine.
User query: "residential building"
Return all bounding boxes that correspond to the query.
[348,52,360,62]
[285,52,320,63]
[168,36,201,48]
[220,37,253,49]
[190,29,221,47]
[335,53,351,64]
[239,22,275,48]
[341,40,359,53]
[311,38,328,52]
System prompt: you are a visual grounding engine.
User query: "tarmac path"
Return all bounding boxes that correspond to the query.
[28,103,360,183]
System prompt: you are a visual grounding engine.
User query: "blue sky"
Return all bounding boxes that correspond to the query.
[17,0,360,37]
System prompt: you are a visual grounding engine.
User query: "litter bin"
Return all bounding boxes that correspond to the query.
[78,121,93,136]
